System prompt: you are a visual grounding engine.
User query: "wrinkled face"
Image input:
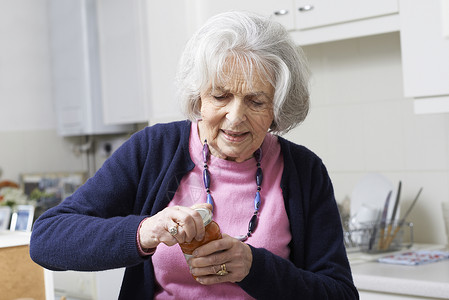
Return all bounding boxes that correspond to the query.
[198,63,275,162]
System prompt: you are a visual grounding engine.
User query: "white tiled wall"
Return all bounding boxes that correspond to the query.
[284,32,449,245]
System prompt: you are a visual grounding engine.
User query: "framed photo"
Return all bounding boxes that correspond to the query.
[20,172,86,221]
[0,206,11,231]
[21,172,86,201]
[10,205,34,232]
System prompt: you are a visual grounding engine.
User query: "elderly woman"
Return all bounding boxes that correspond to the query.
[30,11,358,299]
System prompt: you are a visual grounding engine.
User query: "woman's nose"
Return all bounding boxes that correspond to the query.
[226,99,247,125]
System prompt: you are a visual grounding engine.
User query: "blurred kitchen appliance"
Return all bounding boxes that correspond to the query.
[48,0,133,136]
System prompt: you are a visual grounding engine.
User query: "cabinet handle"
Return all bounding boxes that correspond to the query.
[274,9,289,16]
[298,5,314,12]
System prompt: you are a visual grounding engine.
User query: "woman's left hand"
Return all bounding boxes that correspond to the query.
[188,233,253,284]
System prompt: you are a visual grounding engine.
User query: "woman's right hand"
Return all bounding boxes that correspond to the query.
[139,204,212,249]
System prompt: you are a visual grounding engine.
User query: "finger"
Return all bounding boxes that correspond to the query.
[189,207,208,241]
[191,261,234,277]
[195,273,230,285]
[192,234,233,258]
[157,219,181,246]
[189,234,253,283]
[190,263,222,277]
[139,213,179,248]
[191,203,213,212]
[169,206,205,243]
[194,263,235,285]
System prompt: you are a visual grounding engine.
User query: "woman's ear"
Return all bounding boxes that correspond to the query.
[196,96,202,113]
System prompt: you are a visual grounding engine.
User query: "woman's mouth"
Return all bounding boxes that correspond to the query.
[221,129,249,142]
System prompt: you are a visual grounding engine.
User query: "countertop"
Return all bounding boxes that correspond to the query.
[2,232,448,299]
[0,230,31,248]
[349,244,449,299]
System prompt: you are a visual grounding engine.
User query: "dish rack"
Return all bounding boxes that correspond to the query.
[344,221,414,253]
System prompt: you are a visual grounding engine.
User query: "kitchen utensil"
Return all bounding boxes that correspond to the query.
[384,181,402,249]
[378,190,392,249]
[383,187,422,250]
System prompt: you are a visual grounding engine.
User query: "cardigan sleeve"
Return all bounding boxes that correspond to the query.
[237,143,359,299]
[30,129,152,271]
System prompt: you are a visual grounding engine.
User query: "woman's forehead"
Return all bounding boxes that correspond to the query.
[211,58,274,92]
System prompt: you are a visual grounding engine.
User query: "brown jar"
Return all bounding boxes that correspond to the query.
[179,208,222,260]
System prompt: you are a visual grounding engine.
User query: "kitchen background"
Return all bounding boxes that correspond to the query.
[1,1,449,249]
[2,1,449,299]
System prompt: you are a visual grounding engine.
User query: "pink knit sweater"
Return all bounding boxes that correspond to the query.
[152,122,291,299]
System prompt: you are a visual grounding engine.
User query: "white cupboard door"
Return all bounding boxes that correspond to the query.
[294,0,399,30]
[97,0,149,124]
[144,1,191,124]
[399,0,449,98]
[190,0,295,32]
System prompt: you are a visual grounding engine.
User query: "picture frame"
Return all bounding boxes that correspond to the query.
[20,172,86,221]
[10,205,34,232]
[0,206,11,231]
[20,172,86,201]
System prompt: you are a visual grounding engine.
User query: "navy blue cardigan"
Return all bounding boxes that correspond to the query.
[30,120,358,299]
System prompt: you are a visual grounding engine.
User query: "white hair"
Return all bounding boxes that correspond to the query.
[176,11,310,134]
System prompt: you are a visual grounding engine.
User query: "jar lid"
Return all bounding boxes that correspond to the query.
[195,208,212,226]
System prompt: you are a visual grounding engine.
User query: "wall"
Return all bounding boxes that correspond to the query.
[284,32,449,244]
[0,0,89,182]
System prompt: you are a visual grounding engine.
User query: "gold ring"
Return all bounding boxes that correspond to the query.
[168,225,178,236]
[216,263,228,276]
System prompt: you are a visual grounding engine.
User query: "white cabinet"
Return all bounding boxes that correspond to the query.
[290,0,400,45]
[53,268,124,300]
[96,0,150,125]
[188,0,295,32]
[143,1,189,124]
[49,0,134,136]
[96,0,186,126]
[190,0,400,47]
[399,0,449,114]
[294,0,398,30]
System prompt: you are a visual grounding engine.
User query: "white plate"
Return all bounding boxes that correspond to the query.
[350,173,399,225]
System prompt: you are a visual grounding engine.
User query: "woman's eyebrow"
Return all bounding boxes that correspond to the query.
[248,91,272,100]
[212,87,270,97]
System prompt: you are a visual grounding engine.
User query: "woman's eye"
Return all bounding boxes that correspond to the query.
[250,100,267,110]
[213,94,228,100]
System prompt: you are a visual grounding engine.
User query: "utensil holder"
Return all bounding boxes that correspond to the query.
[358,221,413,253]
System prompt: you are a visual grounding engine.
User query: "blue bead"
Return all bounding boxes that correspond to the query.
[203,169,210,189]
[202,142,209,163]
[256,167,263,186]
[206,194,214,209]
[248,214,258,233]
[254,191,261,211]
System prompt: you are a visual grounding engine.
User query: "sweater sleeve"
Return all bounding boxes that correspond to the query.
[30,129,152,271]
[237,144,359,299]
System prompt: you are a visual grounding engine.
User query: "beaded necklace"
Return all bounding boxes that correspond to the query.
[202,139,263,242]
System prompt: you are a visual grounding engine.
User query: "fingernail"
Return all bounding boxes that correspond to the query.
[193,250,198,257]
[196,234,204,241]
[196,277,202,284]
